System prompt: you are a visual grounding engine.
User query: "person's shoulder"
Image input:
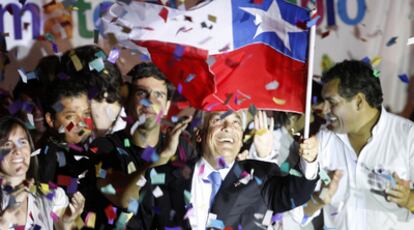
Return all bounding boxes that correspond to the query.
[384,110,414,132]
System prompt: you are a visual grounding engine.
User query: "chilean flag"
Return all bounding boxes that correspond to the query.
[102,0,310,112]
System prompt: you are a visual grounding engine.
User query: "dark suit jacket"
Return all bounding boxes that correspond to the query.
[127,159,318,229]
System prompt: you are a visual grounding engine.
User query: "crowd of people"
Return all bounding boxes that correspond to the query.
[0,34,413,230]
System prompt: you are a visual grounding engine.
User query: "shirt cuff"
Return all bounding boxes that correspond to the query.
[299,158,319,180]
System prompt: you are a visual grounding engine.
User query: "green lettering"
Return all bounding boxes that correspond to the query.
[76,0,93,38]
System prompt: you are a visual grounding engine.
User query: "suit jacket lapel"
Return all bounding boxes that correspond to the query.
[211,161,243,217]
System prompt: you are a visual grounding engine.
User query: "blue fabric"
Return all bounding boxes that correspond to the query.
[208,171,222,207]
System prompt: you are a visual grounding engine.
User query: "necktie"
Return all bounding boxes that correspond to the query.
[208,171,222,207]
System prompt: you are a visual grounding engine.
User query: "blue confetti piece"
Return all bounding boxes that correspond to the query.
[140,53,151,61]
[142,147,156,162]
[165,227,182,230]
[51,42,58,53]
[360,56,371,65]
[116,147,129,156]
[127,199,139,214]
[280,162,290,174]
[107,48,120,64]
[219,110,233,120]
[139,98,152,107]
[174,45,185,60]
[26,71,37,80]
[206,102,219,111]
[44,145,49,154]
[217,156,227,169]
[272,213,283,222]
[386,36,398,46]
[306,15,320,28]
[67,178,78,195]
[254,176,263,185]
[56,151,66,167]
[301,214,309,225]
[95,50,107,59]
[185,74,195,83]
[88,57,105,72]
[177,83,183,94]
[290,198,296,208]
[171,116,178,123]
[207,219,225,229]
[398,74,409,83]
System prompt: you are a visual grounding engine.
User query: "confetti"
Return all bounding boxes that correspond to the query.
[219,110,233,120]
[185,74,195,82]
[89,58,105,72]
[152,186,164,198]
[208,14,217,23]
[66,122,75,132]
[150,169,166,185]
[104,205,117,224]
[127,162,136,174]
[56,151,66,167]
[371,56,382,66]
[306,15,320,28]
[265,80,279,90]
[17,68,28,83]
[398,74,409,83]
[70,54,83,71]
[136,175,147,187]
[174,45,185,60]
[289,168,303,177]
[184,190,191,205]
[107,48,120,64]
[67,178,78,194]
[159,7,169,23]
[272,97,286,105]
[50,211,59,222]
[262,210,273,226]
[217,156,227,169]
[127,199,139,214]
[280,162,290,174]
[100,184,116,195]
[407,37,414,46]
[319,168,331,185]
[85,212,96,228]
[117,147,129,156]
[207,219,225,229]
[373,69,381,78]
[124,138,131,147]
[272,213,283,222]
[386,36,398,46]
[177,83,183,94]
[360,56,370,64]
[142,147,156,162]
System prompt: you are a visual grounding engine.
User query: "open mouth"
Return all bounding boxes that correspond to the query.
[217,137,235,144]
[11,157,24,164]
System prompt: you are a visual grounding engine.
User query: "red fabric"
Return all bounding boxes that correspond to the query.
[137,41,307,113]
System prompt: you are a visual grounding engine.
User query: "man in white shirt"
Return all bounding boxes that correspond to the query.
[127,110,320,229]
[310,60,414,230]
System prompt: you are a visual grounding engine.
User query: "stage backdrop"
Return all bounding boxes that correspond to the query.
[0,0,413,111]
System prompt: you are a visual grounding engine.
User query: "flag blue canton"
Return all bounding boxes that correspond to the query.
[231,0,310,62]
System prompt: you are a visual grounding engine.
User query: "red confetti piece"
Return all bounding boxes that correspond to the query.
[57,175,72,186]
[159,7,168,23]
[66,122,74,132]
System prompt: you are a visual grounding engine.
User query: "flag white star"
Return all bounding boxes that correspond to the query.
[240,0,304,51]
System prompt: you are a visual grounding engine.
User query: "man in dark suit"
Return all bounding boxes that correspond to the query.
[127,111,319,229]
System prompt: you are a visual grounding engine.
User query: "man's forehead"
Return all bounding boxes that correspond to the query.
[207,110,243,120]
[322,79,340,98]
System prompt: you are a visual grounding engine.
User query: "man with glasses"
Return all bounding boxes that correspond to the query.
[85,62,196,228]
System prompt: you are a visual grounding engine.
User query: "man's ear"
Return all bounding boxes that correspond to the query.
[45,112,54,128]
[354,93,366,111]
[163,100,171,116]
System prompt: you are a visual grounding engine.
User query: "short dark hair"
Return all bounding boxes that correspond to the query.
[322,60,383,109]
[0,116,38,181]
[44,79,88,118]
[127,62,174,99]
[60,45,123,103]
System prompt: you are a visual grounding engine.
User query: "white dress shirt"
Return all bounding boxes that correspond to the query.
[189,158,233,230]
[312,107,414,230]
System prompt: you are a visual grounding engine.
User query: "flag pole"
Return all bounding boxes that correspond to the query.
[304,10,317,139]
